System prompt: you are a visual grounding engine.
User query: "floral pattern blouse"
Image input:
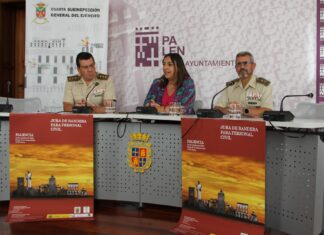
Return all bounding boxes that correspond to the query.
[144,77,196,114]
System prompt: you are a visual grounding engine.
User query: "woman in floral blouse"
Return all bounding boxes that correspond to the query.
[143,53,196,114]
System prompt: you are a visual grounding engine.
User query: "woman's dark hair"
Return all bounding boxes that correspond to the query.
[76,52,95,68]
[159,53,190,88]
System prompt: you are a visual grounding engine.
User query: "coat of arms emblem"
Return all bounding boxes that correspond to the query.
[128,132,152,173]
[33,3,49,24]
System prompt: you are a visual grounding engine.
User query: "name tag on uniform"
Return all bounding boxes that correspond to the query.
[246,91,262,107]
[93,88,105,97]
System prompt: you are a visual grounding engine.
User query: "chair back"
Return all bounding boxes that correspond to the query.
[0,97,42,113]
[193,100,203,113]
[292,102,324,119]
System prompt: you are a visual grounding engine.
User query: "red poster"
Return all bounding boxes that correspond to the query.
[7,113,94,222]
[172,118,265,235]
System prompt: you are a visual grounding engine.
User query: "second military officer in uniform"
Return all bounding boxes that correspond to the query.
[215,51,273,118]
[63,52,116,113]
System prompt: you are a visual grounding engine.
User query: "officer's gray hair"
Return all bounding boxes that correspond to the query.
[236,51,255,64]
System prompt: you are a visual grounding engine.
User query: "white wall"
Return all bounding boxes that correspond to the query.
[108,0,316,112]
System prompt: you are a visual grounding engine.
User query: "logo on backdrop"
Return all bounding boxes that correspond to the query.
[135,26,185,67]
[33,3,49,24]
[135,26,235,68]
[80,37,104,53]
[320,83,324,97]
[128,132,152,173]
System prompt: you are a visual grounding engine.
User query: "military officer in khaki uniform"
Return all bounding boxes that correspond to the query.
[215,51,273,118]
[63,52,116,113]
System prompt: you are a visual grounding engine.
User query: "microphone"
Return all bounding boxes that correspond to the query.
[196,81,235,118]
[135,106,158,114]
[211,81,235,109]
[279,93,313,112]
[85,82,99,107]
[263,93,313,121]
[72,82,99,113]
[0,80,13,113]
[136,95,158,115]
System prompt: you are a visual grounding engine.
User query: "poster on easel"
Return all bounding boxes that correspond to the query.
[25,0,109,112]
[7,113,94,223]
[172,118,265,235]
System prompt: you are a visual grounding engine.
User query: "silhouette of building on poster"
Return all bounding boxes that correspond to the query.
[12,173,89,198]
[188,187,195,206]
[217,190,225,214]
[185,184,261,224]
[16,177,25,196]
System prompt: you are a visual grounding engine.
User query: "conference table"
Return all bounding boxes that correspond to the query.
[0,112,323,235]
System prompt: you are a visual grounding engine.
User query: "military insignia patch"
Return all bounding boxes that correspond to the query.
[246,90,262,107]
[256,77,270,86]
[67,75,81,82]
[33,3,49,24]
[97,73,109,80]
[128,132,152,173]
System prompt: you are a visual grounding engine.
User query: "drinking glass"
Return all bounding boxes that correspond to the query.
[105,101,116,113]
[228,103,241,119]
[169,102,181,116]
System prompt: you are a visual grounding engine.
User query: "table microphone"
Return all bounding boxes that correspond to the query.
[0,80,13,113]
[263,93,313,121]
[135,95,158,114]
[72,82,99,113]
[196,81,235,118]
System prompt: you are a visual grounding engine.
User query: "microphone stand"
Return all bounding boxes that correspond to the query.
[0,80,13,113]
[135,95,158,115]
[135,106,158,114]
[72,82,99,113]
[196,81,235,118]
[263,93,313,121]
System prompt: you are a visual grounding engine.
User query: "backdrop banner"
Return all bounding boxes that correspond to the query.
[25,0,316,112]
[25,0,109,112]
[172,118,265,235]
[7,113,94,223]
[106,0,316,112]
[317,0,324,102]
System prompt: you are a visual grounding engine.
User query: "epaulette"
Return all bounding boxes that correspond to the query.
[256,77,270,86]
[97,73,109,80]
[67,75,81,82]
[226,78,239,86]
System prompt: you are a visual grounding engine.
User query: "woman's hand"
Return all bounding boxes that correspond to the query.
[146,100,169,113]
[148,99,160,108]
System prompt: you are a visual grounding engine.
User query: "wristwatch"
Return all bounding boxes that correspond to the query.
[244,108,249,114]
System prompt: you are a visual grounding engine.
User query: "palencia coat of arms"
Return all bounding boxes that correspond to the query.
[33,2,49,24]
[128,132,152,173]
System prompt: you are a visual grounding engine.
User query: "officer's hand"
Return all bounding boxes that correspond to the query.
[75,99,86,106]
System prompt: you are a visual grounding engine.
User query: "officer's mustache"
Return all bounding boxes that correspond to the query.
[238,69,248,78]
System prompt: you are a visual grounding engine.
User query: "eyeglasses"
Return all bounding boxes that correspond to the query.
[235,61,253,67]
[79,63,95,70]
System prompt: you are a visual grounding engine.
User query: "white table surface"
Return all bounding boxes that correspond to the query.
[1,112,324,128]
